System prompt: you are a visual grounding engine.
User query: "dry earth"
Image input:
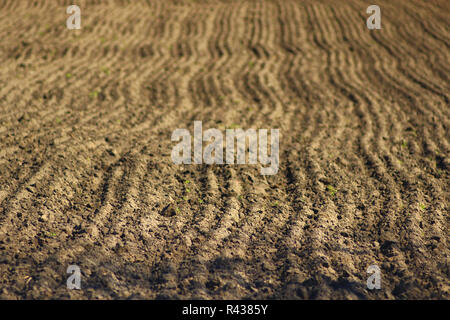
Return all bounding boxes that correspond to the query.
[0,0,449,299]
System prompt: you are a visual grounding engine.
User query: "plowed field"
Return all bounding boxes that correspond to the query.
[0,0,448,299]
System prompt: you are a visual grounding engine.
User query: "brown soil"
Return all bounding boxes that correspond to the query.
[0,0,448,300]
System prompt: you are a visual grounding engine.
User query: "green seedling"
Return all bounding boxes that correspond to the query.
[198,199,203,204]
[418,203,426,211]
[41,231,56,238]
[401,140,408,148]
[227,123,240,129]
[327,185,337,196]
[100,66,110,75]
[89,90,99,98]
[65,73,72,79]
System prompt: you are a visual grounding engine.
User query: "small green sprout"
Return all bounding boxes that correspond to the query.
[42,231,56,238]
[228,123,240,129]
[327,185,337,196]
[401,140,408,148]
[100,66,110,75]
